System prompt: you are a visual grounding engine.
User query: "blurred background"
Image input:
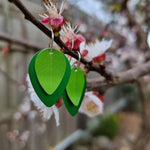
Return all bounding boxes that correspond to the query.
[0,0,150,150]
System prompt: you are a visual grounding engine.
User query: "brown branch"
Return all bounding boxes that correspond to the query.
[121,0,129,11]
[7,0,113,80]
[87,61,150,92]
[0,67,21,86]
[121,0,148,51]
[0,32,43,51]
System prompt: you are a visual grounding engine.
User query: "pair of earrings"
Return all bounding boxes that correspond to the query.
[28,38,86,116]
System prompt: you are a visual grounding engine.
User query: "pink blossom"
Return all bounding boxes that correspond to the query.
[51,16,65,27]
[65,35,85,50]
[39,0,65,27]
[7,130,19,141]
[61,23,85,50]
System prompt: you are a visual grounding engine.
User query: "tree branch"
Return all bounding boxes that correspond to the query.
[7,0,113,80]
[0,67,21,86]
[0,32,43,51]
[87,61,150,92]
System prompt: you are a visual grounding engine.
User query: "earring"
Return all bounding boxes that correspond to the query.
[62,52,87,116]
[28,31,71,107]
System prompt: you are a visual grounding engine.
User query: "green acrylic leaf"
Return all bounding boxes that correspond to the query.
[62,73,87,116]
[66,67,86,106]
[35,49,66,95]
[28,48,71,107]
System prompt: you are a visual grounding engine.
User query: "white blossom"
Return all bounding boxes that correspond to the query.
[79,91,104,117]
[80,39,113,62]
[26,74,60,126]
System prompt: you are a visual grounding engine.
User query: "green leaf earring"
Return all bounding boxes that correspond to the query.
[62,52,87,116]
[28,36,71,107]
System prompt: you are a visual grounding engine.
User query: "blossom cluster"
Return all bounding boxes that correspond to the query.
[39,0,112,55]
[39,0,65,28]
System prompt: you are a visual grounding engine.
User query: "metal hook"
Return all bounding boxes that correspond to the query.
[49,29,54,54]
[77,51,81,68]
[74,51,81,70]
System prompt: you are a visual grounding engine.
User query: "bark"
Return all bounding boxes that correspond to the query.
[132,80,150,150]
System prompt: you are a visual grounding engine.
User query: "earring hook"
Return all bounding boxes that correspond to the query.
[77,51,81,68]
[49,29,54,54]
[74,51,81,70]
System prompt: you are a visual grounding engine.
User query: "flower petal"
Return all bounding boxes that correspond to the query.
[53,106,60,126]
[73,34,85,49]
[92,53,106,63]
[51,16,65,27]
[26,74,60,126]
[42,17,50,24]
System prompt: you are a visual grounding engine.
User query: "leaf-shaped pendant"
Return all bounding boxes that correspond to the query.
[28,48,71,107]
[35,49,67,95]
[62,67,87,116]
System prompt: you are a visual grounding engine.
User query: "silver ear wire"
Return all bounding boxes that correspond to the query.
[49,29,54,54]
[74,51,81,70]
[77,51,81,68]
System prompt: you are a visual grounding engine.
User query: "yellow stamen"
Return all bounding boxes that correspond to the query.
[86,101,99,114]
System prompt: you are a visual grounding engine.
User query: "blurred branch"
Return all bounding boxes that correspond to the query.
[121,0,129,11]
[0,67,21,86]
[7,0,113,80]
[121,0,148,51]
[0,32,43,51]
[87,61,150,92]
